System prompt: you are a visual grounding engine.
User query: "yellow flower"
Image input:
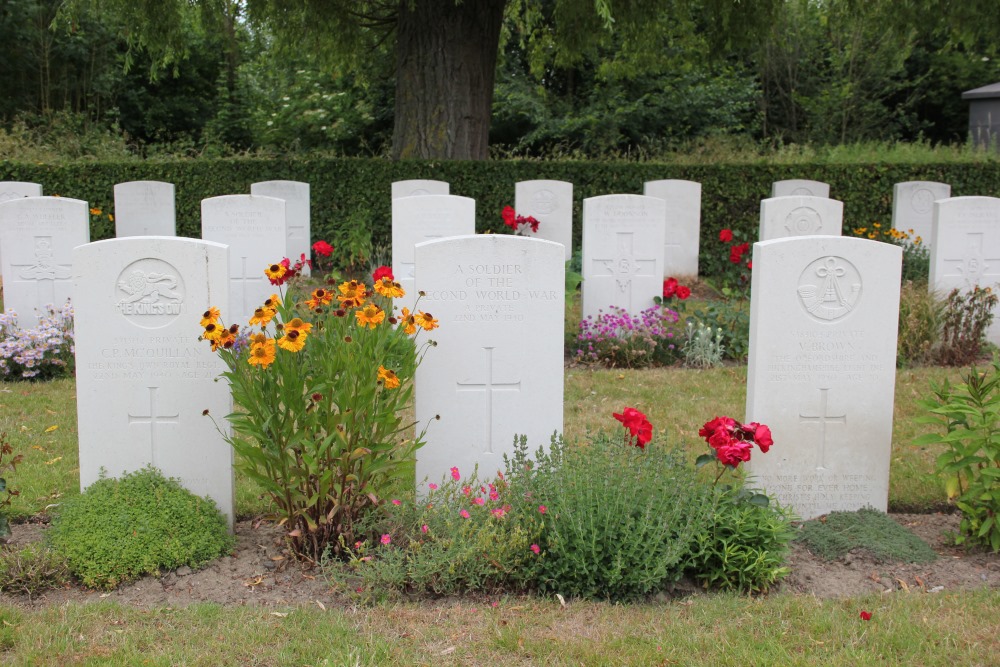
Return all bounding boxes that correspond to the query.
[200,306,221,328]
[90,208,102,216]
[109,214,114,222]
[264,294,282,309]
[202,322,224,341]
[355,303,385,329]
[264,263,287,282]
[415,311,439,331]
[284,317,313,335]
[374,277,405,299]
[378,365,401,389]
[277,329,307,352]
[854,227,867,235]
[250,333,268,346]
[868,232,876,239]
[399,307,417,335]
[873,222,881,229]
[337,280,367,307]
[249,307,275,326]
[248,339,277,368]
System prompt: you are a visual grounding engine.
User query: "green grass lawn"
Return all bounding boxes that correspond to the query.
[2,591,997,665]
[0,364,967,520]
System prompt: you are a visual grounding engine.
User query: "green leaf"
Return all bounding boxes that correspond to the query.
[695,454,715,468]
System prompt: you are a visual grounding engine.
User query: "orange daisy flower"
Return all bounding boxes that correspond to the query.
[200,306,221,327]
[337,280,367,307]
[284,317,313,335]
[373,277,405,299]
[277,329,307,352]
[248,339,277,368]
[377,365,401,389]
[355,303,385,329]
[399,307,417,335]
[264,264,287,282]
[415,311,439,331]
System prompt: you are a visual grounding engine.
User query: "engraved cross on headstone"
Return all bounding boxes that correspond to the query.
[799,387,847,470]
[591,232,657,310]
[10,236,72,306]
[455,347,521,455]
[942,232,1000,288]
[398,235,443,280]
[128,386,179,468]
[233,256,267,314]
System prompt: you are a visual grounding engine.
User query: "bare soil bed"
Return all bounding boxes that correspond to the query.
[2,511,998,610]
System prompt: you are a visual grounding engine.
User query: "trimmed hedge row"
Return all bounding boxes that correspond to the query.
[2,158,999,274]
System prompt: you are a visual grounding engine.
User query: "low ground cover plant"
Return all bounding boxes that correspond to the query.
[795,508,938,563]
[917,357,1000,552]
[47,467,234,589]
[0,543,71,599]
[0,302,75,381]
[574,305,683,367]
[201,250,437,560]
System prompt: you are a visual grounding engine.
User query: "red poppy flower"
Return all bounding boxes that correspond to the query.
[719,229,733,242]
[312,240,334,257]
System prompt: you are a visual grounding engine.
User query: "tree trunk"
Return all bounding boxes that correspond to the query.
[393,0,507,160]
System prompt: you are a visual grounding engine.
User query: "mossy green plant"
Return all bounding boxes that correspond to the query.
[795,507,938,563]
[0,543,70,599]
[47,467,234,589]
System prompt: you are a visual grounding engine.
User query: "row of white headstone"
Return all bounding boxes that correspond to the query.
[61,230,908,529]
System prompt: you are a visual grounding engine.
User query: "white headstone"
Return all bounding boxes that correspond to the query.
[643,179,702,277]
[0,181,42,202]
[113,181,177,237]
[0,197,89,327]
[745,236,901,520]
[73,237,234,527]
[201,195,287,326]
[391,195,475,298]
[391,180,449,199]
[759,196,844,242]
[0,182,42,267]
[581,194,666,320]
[891,181,950,245]
[929,196,1000,344]
[515,180,573,260]
[415,235,564,485]
[771,179,831,198]
[251,180,311,275]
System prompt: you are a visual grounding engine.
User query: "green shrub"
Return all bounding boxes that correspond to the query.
[683,320,726,368]
[683,486,795,593]
[47,467,235,589]
[935,287,998,366]
[513,433,714,601]
[897,280,942,367]
[795,508,938,563]
[917,358,1000,552]
[0,543,71,599]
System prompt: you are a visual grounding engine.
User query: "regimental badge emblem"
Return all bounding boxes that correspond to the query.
[796,256,862,322]
[784,207,823,235]
[530,189,558,215]
[115,258,185,329]
[910,188,935,214]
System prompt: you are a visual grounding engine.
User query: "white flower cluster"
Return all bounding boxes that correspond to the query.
[0,301,75,380]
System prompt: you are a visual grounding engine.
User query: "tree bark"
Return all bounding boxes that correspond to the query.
[392,0,507,160]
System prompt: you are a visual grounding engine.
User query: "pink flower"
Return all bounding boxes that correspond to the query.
[530,544,540,555]
[421,524,429,533]
[538,505,547,514]
[489,490,500,501]
[491,508,506,518]
[462,486,472,496]
[473,497,485,506]
[391,499,401,506]
[450,466,460,481]
[380,534,391,545]
[460,509,470,519]
[428,483,438,491]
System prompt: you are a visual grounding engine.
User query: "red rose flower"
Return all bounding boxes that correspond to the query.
[746,260,753,270]
[663,277,678,298]
[719,229,733,242]
[744,422,773,452]
[699,416,737,444]
[372,265,394,282]
[502,205,517,230]
[676,285,691,300]
[613,407,653,449]
[716,440,753,467]
[312,240,334,257]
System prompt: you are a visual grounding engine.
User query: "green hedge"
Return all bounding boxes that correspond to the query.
[2,158,999,274]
